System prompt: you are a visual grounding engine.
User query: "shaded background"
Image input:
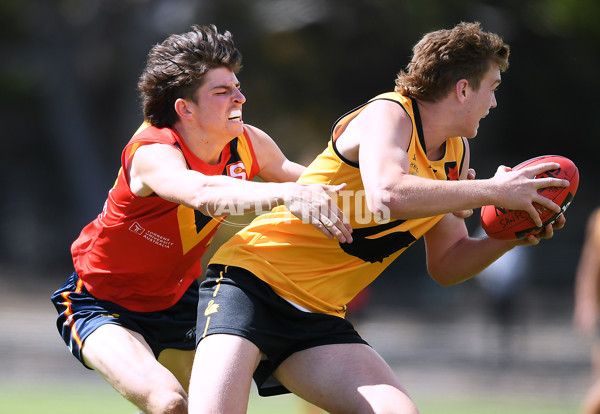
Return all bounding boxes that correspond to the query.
[1,0,599,410]
[2,0,599,281]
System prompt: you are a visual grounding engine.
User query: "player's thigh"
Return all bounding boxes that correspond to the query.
[158,348,195,392]
[189,334,262,413]
[274,343,418,414]
[82,324,184,398]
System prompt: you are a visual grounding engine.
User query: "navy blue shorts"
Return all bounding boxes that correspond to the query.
[51,271,198,368]
[197,264,368,396]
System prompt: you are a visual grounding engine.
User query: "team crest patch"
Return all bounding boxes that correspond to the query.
[228,161,247,180]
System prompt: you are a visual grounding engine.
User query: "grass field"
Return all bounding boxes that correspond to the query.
[0,382,579,414]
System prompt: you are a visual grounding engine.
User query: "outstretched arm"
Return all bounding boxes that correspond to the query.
[128,128,352,242]
[355,100,568,227]
[423,211,565,287]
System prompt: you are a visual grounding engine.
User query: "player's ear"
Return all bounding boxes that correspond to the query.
[174,98,194,120]
[455,79,469,103]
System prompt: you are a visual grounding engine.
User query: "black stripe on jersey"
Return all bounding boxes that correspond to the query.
[221,138,242,175]
[410,97,426,154]
[339,219,417,263]
[194,210,213,233]
[458,137,467,177]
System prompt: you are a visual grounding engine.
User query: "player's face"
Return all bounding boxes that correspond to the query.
[463,65,501,138]
[188,67,246,139]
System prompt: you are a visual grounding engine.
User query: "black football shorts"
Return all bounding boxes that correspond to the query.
[197,264,368,396]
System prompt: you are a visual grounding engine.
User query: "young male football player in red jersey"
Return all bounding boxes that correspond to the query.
[51,25,351,414]
[188,22,569,413]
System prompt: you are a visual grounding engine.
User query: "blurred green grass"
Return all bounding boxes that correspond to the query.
[0,383,579,413]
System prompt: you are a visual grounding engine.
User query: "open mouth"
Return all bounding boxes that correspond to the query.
[228,109,242,122]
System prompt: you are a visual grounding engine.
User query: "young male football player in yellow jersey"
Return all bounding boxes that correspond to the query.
[50,25,352,414]
[188,22,570,413]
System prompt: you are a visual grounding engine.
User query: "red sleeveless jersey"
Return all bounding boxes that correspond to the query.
[71,125,260,311]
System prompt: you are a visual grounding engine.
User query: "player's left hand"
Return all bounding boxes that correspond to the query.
[452,168,476,219]
[516,213,566,246]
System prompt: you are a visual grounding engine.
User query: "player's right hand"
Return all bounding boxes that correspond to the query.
[491,163,569,227]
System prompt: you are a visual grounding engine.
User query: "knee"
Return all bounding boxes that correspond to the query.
[144,390,188,414]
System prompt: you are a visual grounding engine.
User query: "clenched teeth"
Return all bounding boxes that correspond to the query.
[228,109,242,120]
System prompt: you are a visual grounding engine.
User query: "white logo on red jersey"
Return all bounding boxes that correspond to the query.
[129,222,174,248]
[228,162,247,180]
[129,222,146,235]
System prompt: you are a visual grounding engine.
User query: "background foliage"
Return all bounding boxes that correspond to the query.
[1,0,599,296]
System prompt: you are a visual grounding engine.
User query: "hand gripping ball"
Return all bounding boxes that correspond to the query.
[481,155,579,240]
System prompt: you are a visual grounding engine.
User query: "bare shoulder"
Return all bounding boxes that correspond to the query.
[349,98,413,157]
[243,124,275,149]
[242,124,294,180]
[357,98,411,124]
[243,123,286,161]
[129,143,187,197]
[132,142,184,166]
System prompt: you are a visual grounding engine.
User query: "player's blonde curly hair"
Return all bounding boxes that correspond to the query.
[138,24,243,128]
[395,21,509,102]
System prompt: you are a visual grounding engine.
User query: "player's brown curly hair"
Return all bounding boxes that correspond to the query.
[138,24,243,128]
[395,21,509,102]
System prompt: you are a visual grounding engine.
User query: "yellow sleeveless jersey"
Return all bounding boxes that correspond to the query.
[210,92,466,316]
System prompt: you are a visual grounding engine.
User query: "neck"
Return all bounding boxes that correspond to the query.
[174,123,233,165]
[415,99,458,159]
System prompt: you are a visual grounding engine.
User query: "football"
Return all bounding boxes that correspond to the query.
[481,155,579,240]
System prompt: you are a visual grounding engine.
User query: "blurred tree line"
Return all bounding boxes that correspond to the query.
[1,0,598,296]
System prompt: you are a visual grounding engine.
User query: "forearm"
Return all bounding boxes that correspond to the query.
[369,164,567,227]
[184,175,293,216]
[428,235,517,286]
[371,175,498,220]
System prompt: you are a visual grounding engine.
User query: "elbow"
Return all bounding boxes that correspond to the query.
[365,185,403,220]
[365,178,424,220]
[433,277,457,288]
[188,189,214,215]
[188,188,231,217]
[429,272,455,287]
[427,265,463,287]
